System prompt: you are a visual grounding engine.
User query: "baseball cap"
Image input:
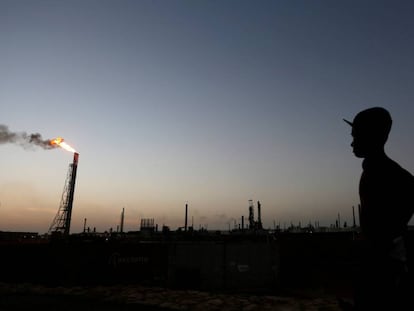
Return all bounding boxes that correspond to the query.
[343,107,392,137]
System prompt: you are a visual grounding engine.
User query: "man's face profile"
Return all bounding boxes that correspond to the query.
[351,127,371,158]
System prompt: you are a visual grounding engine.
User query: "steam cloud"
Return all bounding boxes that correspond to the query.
[0,124,56,150]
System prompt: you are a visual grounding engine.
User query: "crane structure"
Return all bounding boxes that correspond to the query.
[48,152,79,236]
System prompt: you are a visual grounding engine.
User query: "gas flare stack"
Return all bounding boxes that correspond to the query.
[48,137,79,237]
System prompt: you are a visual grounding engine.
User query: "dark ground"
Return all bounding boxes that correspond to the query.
[0,282,344,311]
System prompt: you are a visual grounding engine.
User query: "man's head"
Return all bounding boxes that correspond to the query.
[344,107,392,158]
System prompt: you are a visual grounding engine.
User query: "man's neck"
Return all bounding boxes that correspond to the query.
[364,147,387,160]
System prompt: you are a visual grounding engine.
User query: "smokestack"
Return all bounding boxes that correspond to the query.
[241,216,244,231]
[83,218,87,233]
[257,201,263,229]
[185,203,188,232]
[352,206,356,228]
[120,207,125,233]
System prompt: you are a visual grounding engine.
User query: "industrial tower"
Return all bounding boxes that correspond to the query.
[248,200,263,230]
[248,200,255,229]
[120,207,125,233]
[48,152,79,236]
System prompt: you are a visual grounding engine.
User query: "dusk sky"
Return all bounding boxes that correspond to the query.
[1,0,414,234]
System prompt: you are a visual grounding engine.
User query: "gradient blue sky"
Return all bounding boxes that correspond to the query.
[1,0,414,233]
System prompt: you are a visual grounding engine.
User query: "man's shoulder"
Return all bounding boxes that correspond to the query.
[363,157,414,183]
[387,158,413,178]
[386,159,414,193]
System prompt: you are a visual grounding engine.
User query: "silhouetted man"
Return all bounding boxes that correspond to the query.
[344,107,414,310]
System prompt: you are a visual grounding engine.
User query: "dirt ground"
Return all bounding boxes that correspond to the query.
[0,282,346,311]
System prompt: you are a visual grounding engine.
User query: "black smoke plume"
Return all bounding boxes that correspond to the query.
[0,124,56,150]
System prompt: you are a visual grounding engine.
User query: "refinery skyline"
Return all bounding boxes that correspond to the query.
[1,1,414,233]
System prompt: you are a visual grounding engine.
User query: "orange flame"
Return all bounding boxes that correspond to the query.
[50,137,77,153]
